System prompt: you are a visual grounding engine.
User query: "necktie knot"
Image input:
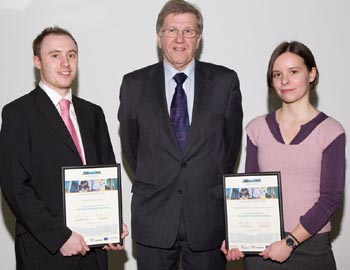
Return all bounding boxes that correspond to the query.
[59,98,70,112]
[173,73,187,85]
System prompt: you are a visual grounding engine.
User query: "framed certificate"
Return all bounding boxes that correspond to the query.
[62,164,123,247]
[223,172,284,254]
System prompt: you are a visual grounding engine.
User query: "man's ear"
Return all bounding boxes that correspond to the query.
[196,34,202,50]
[157,33,162,49]
[33,55,42,70]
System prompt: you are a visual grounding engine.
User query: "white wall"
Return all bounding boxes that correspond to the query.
[0,0,348,269]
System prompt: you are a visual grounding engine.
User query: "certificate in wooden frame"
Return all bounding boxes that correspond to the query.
[223,172,284,254]
[62,164,122,247]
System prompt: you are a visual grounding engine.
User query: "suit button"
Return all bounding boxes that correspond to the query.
[181,162,187,168]
[177,189,182,194]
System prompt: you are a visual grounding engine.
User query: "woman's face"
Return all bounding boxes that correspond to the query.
[271,52,316,104]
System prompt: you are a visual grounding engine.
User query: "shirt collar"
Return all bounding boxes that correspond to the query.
[39,80,73,106]
[163,60,195,83]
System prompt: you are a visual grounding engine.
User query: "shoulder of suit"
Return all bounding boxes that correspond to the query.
[196,60,237,74]
[72,95,102,110]
[123,62,161,79]
[2,88,39,111]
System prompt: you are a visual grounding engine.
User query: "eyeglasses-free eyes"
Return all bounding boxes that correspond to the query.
[159,28,198,38]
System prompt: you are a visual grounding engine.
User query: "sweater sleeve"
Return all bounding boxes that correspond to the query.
[300,133,346,235]
[245,135,259,173]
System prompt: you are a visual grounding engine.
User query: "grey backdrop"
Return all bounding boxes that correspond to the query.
[0,0,349,269]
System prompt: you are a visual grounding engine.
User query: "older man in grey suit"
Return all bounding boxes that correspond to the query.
[118,0,243,269]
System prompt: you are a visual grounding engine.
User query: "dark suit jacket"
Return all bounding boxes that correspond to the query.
[118,60,243,251]
[0,86,116,269]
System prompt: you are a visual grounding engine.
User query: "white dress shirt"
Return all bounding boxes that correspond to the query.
[39,81,86,163]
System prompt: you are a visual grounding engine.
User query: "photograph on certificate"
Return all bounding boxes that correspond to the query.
[62,164,122,247]
[223,172,284,254]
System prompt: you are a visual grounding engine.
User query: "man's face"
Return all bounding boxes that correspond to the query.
[33,34,78,96]
[157,12,201,71]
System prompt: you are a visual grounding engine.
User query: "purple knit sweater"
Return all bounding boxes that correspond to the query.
[245,112,345,235]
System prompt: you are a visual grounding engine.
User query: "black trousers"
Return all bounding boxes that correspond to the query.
[244,232,336,270]
[15,231,107,270]
[136,214,226,270]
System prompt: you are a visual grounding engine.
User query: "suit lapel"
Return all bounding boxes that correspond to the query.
[146,62,215,156]
[183,61,214,156]
[73,97,93,164]
[147,63,181,153]
[31,87,81,160]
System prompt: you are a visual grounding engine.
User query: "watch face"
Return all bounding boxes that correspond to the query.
[286,237,295,247]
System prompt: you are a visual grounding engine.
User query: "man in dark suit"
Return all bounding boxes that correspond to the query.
[0,26,127,270]
[118,0,243,269]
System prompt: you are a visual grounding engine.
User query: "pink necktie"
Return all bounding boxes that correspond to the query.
[59,99,85,164]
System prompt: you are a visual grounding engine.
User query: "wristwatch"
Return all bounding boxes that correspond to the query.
[285,236,297,249]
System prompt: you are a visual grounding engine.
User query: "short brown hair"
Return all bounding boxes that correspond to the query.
[156,0,203,34]
[267,41,319,93]
[32,26,78,58]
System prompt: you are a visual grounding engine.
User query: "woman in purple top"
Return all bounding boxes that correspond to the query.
[222,41,345,270]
